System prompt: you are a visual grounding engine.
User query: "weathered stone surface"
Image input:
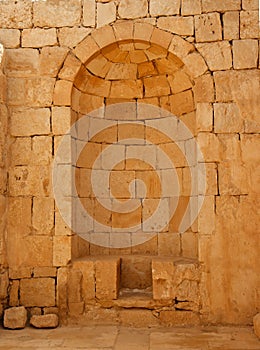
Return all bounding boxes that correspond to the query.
[181,0,201,15]
[214,102,243,133]
[240,10,259,38]
[196,42,232,71]
[5,48,39,77]
[202,0,241,12]
[30,314,59,329]
[20,278,55,307]
[83,0,96,27]
[97,2,116,27]
[58,27,91,49]
[0,29,20,48]
[253,313,260,338]
[73,260,95,300]
[0,271,8,299]
[40,47,68,77]
[195,13,222,42]
[9,280,19,307]
[95,257,120,300]
[4,307,27,329]
[223,11,239,40]
[33,0,81,27]
[157,16,194,36]
[118,0,148,19]
[196,103,213,132]
[34,267,56,278]
[32,197,54,235]
[233,39,258,69]
[0,0,32,29]
[150,0,180,16]
[53,236,72,267]
[22,28,57,48]
[242,0,259,9]
[159,310,200,326]
[193,74,214,103]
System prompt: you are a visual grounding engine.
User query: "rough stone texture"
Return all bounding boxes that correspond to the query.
[20,278,55,307]
[253,313,260,338]
[0,29,20,48]
[233,40,258,69]
[97,2,116,27]
[223,11,239,40]
[240,10,259,39]
[0,0,32,29]
[30,314,59,329]
[83,0,96,27]
[4,306,27,329]
[196,42,232,71]
[150,0,180,16]
[118,0,148,19]
[95,258,121,300]
[195,13,222,42]
[202,0,241,12]
[58,27,92,49]
[22,28,57,48]
[157,16,194,36]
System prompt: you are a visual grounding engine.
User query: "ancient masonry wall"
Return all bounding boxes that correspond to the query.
[0,0,259,326]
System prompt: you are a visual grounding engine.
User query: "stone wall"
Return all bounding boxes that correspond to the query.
[0,0,259,325]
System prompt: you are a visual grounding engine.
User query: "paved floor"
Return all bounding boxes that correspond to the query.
[0,325,259,349]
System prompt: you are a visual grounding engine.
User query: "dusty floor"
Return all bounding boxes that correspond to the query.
[0,325,259,349]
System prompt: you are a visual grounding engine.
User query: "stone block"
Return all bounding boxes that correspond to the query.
[40,47,68,77]
[170,89,194,116]
[110,80,143,99]
[73,260,95,300]
[240,10,259,38]
[0,271,8,299]
[22,28,57,48]
[253,313,260,338]
[57,267,68,317]
[32,197,54,235]
[195,13,222,42]
[214,102,243,133]
[20,278,55,307]
[95,257,120,300]
[233,39,258,69]
[218,161,249,195]
[202,0,241,12]
[33,267,56,278]
[159,310,200,326]
[167,71,192,94]
[33,0,81,27]
[58,27,91,49]
[144,75,170,98]
[196,103,213,132]
[198,196,215,235]
[68,302,84,316]
[0,0,32,29]
[7,197,31,236]
[193,74,214,103]
[119,309,159,327]
[10,108,50,136]
[113,22,134,41]
[52,107,71,135]
[59,54,82,82]
[83,0,96,27]
[32,136,52,165]
[158,232,181,256]
[196,42,232,71]
[9,267,32,279]
[223,11,239,40]
[97,2,116,27]
[53,236,71,267]
[197,133,220,162]
[43,307,59,315]
[133,22,154,42]
[9,280,19,307]
[68,269,82,303]
[152,259,175,300]
[241,134,260,164]
[4,307,27,329]
[150,0,180,16]
[73,35,99,64]
[181,0,202,15]
[0,29,20,48]
[53,80,73,106]
[7,77,55,107]
[182,52,208,78]
[30,314,59,329]
[5,48,39,77]
[118,0,148,19]
[106,63,137,80]
[150,28,173,49]
[157,16,194,36]
[242,0,259,9]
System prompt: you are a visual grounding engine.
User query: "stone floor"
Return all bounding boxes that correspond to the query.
[0,325,259,349]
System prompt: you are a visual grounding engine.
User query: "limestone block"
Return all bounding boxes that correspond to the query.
[167,71,192,94]
[7,197,31,236]
[253,313,260,338]
[218,134,241,162]
[53,80,73,106]
[241,134,260,164]
[40,47,68,77]
[73,260,95,300]
[214,103,243,133]
[97,2,116,27]
[55,211,72,236]
[193,74,214,103]
[9,166,51,196]
[150,0,180,16]
[182,52,208,78]
[33,0,81,27]
[84,75,111,97]
[223,11,239,40]
[198,196,215,235]
[159,310,200,326]
[5,48,39,77]
[110,80,143,99]
[213,71,233,102]
[33,267,56,278]
[7,77,55,107]
[158,232,181,256]
[196,42,232,71]
[4,307,27,329]
[73,35,99,64]
[43,307,59,315]
[233,39,258,69]
[20,278,55,307]
[30,314,59,329]
[10,108,50,136]
[106,63,137,80]
[32,197,54,235]
[95,257,120,300]
[170,89,194,116]
[59,27,91,49]
[197,133,220,162]
[168,35,195,59]
[57,267,68,315]
[67,269,82,303]
[0,29,20,48]
[52,107,71,135]
[0,0,32,29]
[113,22,134,41]
[150,28,173,49]
[240,10,259,38]
[9,267,32,279]
[0,271,8,299]
[181,231,198,258]
[118,0,148,19]
[138,61,157,78]
[31,136,52,165]
[152,259,175,300]
[9,280,19,307]
[58,54,82,82]
[218,161,249,195]
[242,0,259,9]
[133,22,154,42]
[195,13,222,42]
[144,75,170,98]
[68,302,84,316]
[181,0,201,15]
[202,0,241,12]
[196,103,213,132]
[53,236,71,267]
[22,28,57,48]
[83,0,96,27]
[157,16,194,36]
